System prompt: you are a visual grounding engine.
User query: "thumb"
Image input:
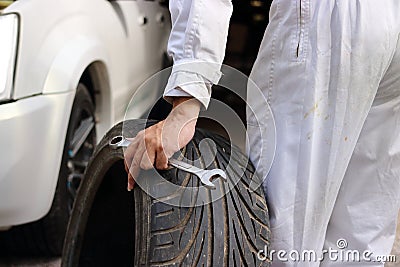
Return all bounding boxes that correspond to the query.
[127,173,135,191]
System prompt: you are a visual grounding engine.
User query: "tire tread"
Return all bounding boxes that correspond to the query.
[132,127,271,266]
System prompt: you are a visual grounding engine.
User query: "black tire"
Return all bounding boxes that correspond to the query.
[62,120,271,267]
[0,84,96,257]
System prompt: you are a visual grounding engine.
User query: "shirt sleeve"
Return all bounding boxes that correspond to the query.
[163,0,233,109]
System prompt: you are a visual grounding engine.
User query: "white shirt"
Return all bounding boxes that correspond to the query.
[163,0,233,108]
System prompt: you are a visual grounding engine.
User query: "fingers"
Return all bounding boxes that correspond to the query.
[137,134,170,171]
[124,158,130,174]
[140,147,155,170]
[124,132,142,166]
[155,146,169,170]
[126,137,146,191]
[125,128,161,190]
[124,131,143,191]
[142,128,169,170]
[125,119,189,191]
[128,155,141,190]
[127,172,135,191]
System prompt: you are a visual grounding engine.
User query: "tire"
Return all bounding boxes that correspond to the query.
[0,84,96,257]
[62,120,271,266]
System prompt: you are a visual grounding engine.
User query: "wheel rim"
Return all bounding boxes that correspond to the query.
[66,108,96,213]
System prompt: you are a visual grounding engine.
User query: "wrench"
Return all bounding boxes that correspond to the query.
[109,135,227,189]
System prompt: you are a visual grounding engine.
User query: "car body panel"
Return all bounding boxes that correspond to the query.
[0,92,75,227]
[0,0,171,226]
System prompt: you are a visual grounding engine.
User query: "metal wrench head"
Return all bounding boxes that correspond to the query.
[199,169,227,190]
[109,135,131,149]
[165,158,227,190]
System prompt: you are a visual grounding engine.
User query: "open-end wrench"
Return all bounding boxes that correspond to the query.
[109,135,227,189]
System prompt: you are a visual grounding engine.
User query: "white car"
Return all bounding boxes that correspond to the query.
[0,0,171,256]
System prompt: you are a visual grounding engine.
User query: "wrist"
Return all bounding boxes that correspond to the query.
[172,97,193,108]
[171,97,201,120]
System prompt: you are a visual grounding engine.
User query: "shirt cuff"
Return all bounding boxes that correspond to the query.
[163,71,212,109]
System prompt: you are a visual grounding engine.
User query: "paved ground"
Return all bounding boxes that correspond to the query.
[0,258,60,267]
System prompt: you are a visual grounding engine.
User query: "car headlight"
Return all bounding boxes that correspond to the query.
[0,14,19,101]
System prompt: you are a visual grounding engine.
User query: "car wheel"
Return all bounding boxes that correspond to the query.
[0,83,96,256]
[62,120,271,266]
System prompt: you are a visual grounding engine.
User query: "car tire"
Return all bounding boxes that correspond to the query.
[0,83,96,256]
[62,120,271,266]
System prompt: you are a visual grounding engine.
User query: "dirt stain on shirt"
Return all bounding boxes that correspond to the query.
[304,102,319,119]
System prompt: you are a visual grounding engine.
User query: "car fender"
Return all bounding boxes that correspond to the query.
[42,36,109,95]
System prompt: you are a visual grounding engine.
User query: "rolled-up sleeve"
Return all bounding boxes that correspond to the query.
[163,0,233,108]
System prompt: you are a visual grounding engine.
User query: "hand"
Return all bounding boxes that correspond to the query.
[124,97,201,190]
